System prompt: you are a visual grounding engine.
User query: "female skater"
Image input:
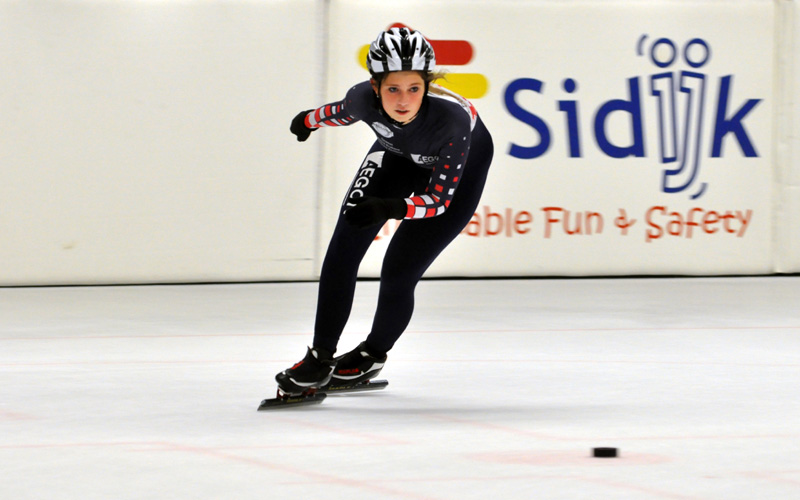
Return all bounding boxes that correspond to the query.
[275,27,494,396]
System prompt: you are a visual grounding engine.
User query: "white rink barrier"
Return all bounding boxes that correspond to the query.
[0,0,797,284]
[0,0,324,284]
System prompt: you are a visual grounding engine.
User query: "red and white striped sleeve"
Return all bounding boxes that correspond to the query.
[304,101,358,129]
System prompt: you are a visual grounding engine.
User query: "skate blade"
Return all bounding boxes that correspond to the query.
[321,379,388,394]
[257,392,327,411]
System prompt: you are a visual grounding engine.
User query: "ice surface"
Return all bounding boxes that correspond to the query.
[2,277,799,499]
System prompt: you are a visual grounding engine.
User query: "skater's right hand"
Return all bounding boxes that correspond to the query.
[345,196,406,229]
[290,110,316,142]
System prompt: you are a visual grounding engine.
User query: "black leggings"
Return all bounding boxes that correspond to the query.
[313,118,493,354]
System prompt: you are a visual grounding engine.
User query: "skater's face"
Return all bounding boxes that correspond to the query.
[372,71,425,125]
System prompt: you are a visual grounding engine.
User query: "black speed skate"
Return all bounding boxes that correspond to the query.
[258,343,388,411]
[258,347,335,410]
[321,341,388,392]
[275,346,335,395]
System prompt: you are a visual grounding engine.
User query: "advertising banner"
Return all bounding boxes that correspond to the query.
[321,0,775,277]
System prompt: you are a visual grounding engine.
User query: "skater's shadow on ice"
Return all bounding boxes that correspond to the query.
[344,400,625,421]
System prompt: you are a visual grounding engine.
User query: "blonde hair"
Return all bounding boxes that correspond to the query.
[425,69,448,85]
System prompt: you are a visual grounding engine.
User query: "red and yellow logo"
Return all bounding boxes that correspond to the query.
[357,23,489,99]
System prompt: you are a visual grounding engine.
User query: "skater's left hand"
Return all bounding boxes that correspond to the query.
[345,196,406,228]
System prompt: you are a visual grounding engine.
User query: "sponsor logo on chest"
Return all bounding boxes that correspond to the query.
[411,154,439,165]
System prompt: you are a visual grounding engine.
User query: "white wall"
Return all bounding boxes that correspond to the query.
[775,0,800,272]
[0,0,797,285]
[0,0,323,285]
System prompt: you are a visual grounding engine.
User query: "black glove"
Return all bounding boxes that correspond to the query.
[290,110,316,142]
[345,196,407,229]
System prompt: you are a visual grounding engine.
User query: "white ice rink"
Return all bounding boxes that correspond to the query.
[1,277,799,499]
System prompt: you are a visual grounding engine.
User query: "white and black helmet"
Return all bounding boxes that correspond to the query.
[366,27,436,75]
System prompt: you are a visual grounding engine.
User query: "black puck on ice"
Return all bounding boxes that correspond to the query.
[592,447,618,458]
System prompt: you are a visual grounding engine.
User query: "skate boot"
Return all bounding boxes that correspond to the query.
[330,341,387,386]
[275,346,335,396]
